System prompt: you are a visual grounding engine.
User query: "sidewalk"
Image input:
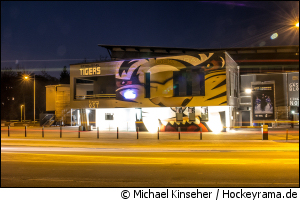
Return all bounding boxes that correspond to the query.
[1,125,299,142]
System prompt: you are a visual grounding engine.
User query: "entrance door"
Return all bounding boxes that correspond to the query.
[219,111,226,132]
[89,110,96,127]
[242,111,250,126]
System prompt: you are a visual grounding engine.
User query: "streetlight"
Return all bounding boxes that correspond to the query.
[21,105,24,122]
[24,74,35,124]
[245,89,252,94]
[296,22,299,28]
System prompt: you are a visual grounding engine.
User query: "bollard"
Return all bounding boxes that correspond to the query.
[286,129,288,141]
[97,127,99,139]
[8,125,10,137]
[137,127,139,139]
[178,127,181,140]
[158,127,159,140]
[60,125,62,138]
[262,125,268,140]
[42,126,44,138]
[200,127,202,140]
[117,127,119,139]
[25,126,27,137]
[78,126,80,138]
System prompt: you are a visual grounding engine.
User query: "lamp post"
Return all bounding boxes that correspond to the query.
[21,105,24,122]
[24,74,35,124]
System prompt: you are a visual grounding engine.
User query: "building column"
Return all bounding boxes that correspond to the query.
[80,108,88,130]
[70,109,72,126]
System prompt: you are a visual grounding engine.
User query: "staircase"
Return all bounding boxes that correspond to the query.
[40,114,55,127]
[55,90,71,125]
[42,115,55,127]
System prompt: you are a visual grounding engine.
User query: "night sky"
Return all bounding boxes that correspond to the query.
[1,1,299,78]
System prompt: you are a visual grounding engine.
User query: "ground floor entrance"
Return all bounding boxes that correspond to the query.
[71,106,236,133]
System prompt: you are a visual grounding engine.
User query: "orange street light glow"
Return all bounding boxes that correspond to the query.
[296,22,299,27]
[24,76,29,79]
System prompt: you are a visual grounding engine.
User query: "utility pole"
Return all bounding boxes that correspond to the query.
[21,105,23,122]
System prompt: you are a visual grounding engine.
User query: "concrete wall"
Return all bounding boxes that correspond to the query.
[46,86,56,111]
[96,108,136,131]
[76,84,94,97]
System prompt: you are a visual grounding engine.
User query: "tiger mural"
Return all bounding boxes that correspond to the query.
[114,52,229,132]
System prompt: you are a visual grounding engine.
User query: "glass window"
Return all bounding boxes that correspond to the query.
[105,113,114,120]
[173,69,205,97]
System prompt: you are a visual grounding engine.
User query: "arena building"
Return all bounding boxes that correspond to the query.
[46,45,299,132]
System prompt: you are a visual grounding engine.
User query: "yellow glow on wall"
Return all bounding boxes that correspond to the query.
[147,65,179,74]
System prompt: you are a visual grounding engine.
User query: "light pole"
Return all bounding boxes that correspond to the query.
[24,74,35,124]
[21,105,24,122]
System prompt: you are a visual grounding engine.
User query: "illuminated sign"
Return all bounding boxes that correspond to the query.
[80,67,101,75]
[89,100,99,108]
[79,64,101,76]
[288,73,299,106]
[251,82,275,121]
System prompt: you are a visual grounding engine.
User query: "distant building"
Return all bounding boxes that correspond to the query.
[44,84,70,126]
[240,72,299,126]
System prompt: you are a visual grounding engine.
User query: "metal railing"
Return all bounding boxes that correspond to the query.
[42,115,55,127]
[75,94,116,100]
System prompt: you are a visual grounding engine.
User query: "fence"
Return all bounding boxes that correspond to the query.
[2,126,299,141]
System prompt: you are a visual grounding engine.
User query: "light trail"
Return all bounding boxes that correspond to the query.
[2,149,298,165]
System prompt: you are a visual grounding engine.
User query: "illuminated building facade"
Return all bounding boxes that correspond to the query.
[45,45,298,131]
[69,51,239,132]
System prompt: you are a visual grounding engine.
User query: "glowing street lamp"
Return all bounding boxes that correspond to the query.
[245,89,252,94]
[296,22,299,28]
[23,74,35,124]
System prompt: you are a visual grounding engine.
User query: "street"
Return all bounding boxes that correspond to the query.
[1,126,299,187]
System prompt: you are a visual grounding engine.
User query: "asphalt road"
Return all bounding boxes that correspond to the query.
[1,126,299,187]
